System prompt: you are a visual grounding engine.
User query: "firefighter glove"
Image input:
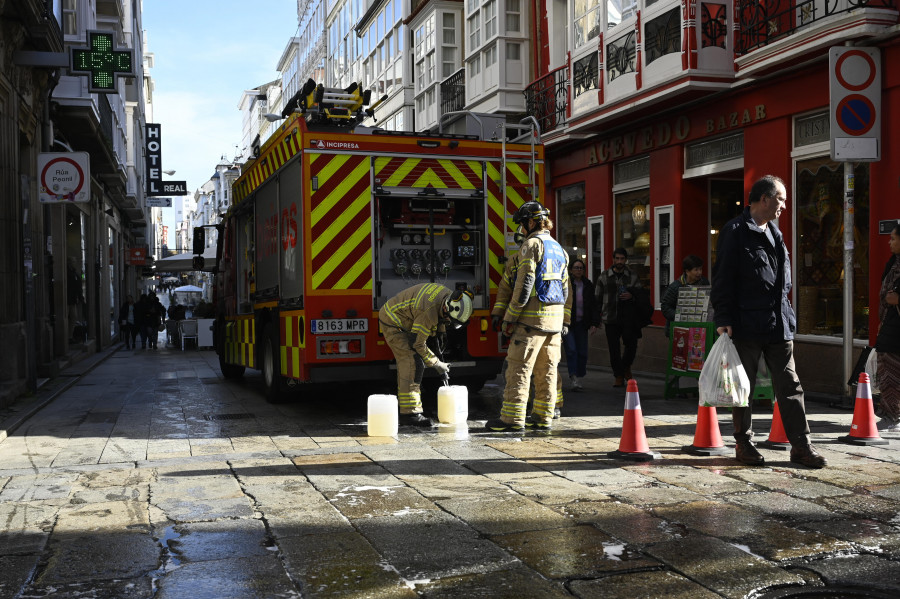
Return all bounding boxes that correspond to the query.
[434,361,451,376]
[561,325,569,337]
[491,315,502,331]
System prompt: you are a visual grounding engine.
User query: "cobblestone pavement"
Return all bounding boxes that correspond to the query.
[1,343,898,598]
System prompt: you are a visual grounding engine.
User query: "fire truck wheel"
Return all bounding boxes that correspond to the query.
[262,324,288,403]
[219,353,246,380]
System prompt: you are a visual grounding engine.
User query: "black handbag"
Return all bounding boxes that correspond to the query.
[847,346,874,387]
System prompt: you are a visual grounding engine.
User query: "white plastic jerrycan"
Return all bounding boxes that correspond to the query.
[367,394,398,436]
[437,385,468,425]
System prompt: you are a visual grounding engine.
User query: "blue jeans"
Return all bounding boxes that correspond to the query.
[563,322,590,378]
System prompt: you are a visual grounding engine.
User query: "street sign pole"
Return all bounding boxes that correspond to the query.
[843,163,854,400]
[829,44,881,401]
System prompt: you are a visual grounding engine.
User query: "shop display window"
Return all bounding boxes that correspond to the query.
[709,178,744,269]
[614,188,650,288]
[795,158,869,339]
[556,183,586,265]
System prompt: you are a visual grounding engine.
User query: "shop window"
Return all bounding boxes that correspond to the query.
[795,159,869,339]
[614,188,650,288]
[556,183,586,266]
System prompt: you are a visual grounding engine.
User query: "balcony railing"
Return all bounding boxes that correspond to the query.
[524,65,568,134]
[737,0,898,55]
[440,69,466,114]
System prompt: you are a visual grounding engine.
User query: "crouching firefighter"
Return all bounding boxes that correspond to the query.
[486,201,571,432]
[379,283,474,427]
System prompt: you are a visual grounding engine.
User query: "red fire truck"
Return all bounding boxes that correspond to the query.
[212,81,545,400]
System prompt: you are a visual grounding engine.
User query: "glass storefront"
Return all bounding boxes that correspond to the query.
[795,158,869,339]
[614,188,651,288]
[556,183,586,265]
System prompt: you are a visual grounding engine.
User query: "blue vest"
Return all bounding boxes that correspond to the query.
[535,236,567,305]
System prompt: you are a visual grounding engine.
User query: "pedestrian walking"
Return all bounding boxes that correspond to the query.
[660,254,710,337]
[379,283,473,427]
[711,174,826,468]
[875,223,900,431]
[486,201,570,432]
[134,294,149,349]
[596,248,642,387]
[563,259,598,390]
[118,295,137,349]
[144,293,164,350]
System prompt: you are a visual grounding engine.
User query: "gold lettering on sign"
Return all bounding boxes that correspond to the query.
[756,104,766,119]
[675,116,690,140]
[742,109,751,124]
[658,122,671,145]
[640,127,654,151]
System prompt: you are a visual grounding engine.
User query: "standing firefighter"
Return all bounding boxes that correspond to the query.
[379,283,474,427]
[491,232,565,419]
[486,202,571,432]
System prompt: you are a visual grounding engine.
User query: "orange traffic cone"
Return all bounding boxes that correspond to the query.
[683,406,729,456]
[608,379,660,461]
[840,373,888,446]
[758,402,791,450]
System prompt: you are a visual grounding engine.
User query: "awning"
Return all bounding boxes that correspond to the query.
[154,246,217,273]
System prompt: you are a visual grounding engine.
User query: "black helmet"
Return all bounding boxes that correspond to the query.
[512,201,549,225]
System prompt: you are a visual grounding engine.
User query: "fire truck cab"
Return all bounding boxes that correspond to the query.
[213,80,545,401]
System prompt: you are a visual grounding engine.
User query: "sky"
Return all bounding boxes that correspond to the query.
[141,0,300,246]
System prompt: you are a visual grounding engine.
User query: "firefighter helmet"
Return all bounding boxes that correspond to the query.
[512,201,550,225]
[445,289,474,328]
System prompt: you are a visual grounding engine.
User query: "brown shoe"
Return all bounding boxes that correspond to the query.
[735,441,765,465]
[790,445,827,469]
[625,368,633,380]
[613,377,625,387]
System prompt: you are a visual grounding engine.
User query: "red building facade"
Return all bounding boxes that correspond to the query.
[526,1,900,394]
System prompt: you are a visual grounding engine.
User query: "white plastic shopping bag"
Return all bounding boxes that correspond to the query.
[699,335,751,408]
[865,348,880,395]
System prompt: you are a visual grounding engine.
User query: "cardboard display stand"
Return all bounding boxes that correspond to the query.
[665,287,773,403]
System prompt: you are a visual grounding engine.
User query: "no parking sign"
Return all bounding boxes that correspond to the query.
[829,47,881,161]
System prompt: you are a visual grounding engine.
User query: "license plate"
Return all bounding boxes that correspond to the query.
[310,318,368,334]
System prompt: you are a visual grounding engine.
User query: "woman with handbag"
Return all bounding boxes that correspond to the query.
[875,224,900,431]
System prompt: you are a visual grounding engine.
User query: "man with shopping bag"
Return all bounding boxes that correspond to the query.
[710,175,827,468]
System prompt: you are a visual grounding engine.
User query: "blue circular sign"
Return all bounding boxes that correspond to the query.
[836,94,875,136]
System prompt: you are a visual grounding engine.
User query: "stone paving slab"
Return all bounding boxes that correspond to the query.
[418,566,572,598]
[493,524,659,578]
[646,535,805,599]
[354,509,518,580]
[558,500,683,544]
[36,532,159,585]
[279,530,417,598]
[569,569,724,599]
[437,494,574,535]
[154,555,298,599]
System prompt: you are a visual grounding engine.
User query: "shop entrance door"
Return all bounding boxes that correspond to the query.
[708,177,744,268]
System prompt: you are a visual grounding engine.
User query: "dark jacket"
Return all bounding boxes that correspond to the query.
[876,254,900,353]
[118,301,135,324]
[596,266,641,326]
[661,274,710,336]
[568,276,599,328]
[711,207,796,342]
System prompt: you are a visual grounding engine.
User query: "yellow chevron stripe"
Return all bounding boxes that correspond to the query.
[381,157,419,186]
[310,156,368,225]
[318,220,372,289]
[332,224,374,289]
[311,187,369,256]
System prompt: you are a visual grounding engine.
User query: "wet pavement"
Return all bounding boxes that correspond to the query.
[1,340,899,598]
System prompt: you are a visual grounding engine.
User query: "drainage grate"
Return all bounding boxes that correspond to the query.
[203,413,254,421]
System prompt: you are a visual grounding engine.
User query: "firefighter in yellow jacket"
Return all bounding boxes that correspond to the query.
[379,283,474,427]
[492,234,565,419]
[486,201,571,432]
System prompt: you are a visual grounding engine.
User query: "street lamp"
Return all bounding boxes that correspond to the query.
[263,113,283,122]
[163,170,176,175]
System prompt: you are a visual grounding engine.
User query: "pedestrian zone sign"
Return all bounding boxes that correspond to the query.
[829,47,881,161]
[38,152,90,203]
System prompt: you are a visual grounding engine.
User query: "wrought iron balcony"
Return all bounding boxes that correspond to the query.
[440,69,466,114]
[736,0,897,55]
[524,65,568,134]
